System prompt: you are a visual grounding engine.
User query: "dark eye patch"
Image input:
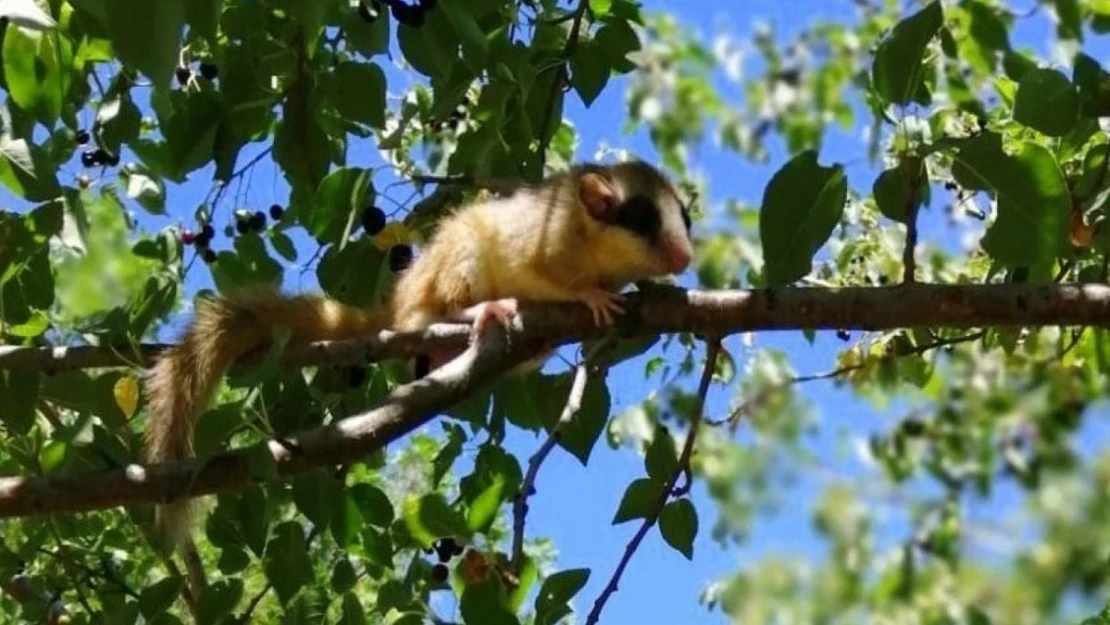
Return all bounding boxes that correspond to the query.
[610,194,662,242]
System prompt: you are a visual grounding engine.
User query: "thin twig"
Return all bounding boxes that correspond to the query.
[511,359,591,570]
[45,521,96,617]
[707,329,987,429]
[535,0,591,161]
[585,339,722,625]
[238,524,325,622]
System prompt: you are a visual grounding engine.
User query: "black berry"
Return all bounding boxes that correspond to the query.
[361,205,387,236]
[104,151,120,166]
[434,537,460,562]
[235,219,250,235]
[250,211,266,231]
[347,366,367,388]
[196,230,212,248]
[414,354,430,380]
[202,249,217,264]
[80,150,97,167]
[836,329,851,341]
[358,0,382,21]
[388,244,414,273]
[182,230,196,245]
[202,224,215,239]
[269,203,285,220]
[199,63,219,80]
[75,129,90,145]
[430,563,448,583]
[175,66,191,86]
[392,2,425,27]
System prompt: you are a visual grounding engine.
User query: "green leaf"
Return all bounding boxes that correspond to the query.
[460,445,522,533]
[264,521,315,605]
[952,133,1069,275]
[139,576,184,619]
[658,498,697,560]
[1051,0,1082,40]
[186,0,220,43]
[123,169,166,215]
[334,62,387,129]
[432,422,467,487]
[95,93,143,156]
[1073,53,1110,118]
[440,0,488,71]
[644,427,678,481]
[397,10,458,80]
[344,4,390,56]
[293,470,343,528]
[872,158,928,224]
[1013,68,1078,137]
[350,483,395,528]
[104,0,186,89]
[360,525,394,568]
[595,19,640,74]
[331,490,365,548]
[2,25,73,124]
[871,0,943,106]
[340,593,368,625]
[0,370,40,435]
[590,0,613,16]
[535,568,590,611]
[311,167,373,243]
[331,558,358,595]
[317,238,388,307]
[196,579,243,625]
[0,136,62,201]
[402,493,470,548]
[571,40,610,106]
[759,150,848,286]
[554,372,610,465]
[245,445,277,481]
[612,477,663,524]
[460,576,520,625]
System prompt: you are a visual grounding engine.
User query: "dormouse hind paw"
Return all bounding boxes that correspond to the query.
[468,298,519,344]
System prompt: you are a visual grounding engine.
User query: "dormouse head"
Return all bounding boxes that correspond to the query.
[575,160,695,279]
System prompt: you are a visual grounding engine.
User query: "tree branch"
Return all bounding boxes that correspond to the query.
[3,284,1110,373]
[0,323,539,519]
[1,284,1109,518]
[585,339,722,625]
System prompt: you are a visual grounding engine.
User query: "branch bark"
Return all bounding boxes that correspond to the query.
[3,284,1109,373]
[1,284,1109,518]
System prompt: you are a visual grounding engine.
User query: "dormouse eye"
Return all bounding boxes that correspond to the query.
[611,194,662,241]
[679,204,692,232]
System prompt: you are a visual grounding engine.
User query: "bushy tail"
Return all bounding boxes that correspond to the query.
[143,287,391,547]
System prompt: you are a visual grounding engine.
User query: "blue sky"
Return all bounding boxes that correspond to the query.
[7,1,1110,623]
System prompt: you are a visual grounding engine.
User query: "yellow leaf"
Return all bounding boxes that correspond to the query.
[370,222,414,251]
[113,375,140,420]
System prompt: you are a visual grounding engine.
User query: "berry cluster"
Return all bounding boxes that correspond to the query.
[176,62,219,87]
[426,536,464,583]
[181,224,217,264]
[358,0,438,27]
[428,96,470,134]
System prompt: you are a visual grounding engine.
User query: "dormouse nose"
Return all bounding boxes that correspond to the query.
[665,240,692,273]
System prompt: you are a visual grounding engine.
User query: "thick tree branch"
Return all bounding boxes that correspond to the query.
[3,284,1110,373]
[0,284,1109,518]
[0,324,541,519]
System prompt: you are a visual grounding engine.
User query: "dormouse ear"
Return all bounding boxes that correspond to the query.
[578,172,619,222]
